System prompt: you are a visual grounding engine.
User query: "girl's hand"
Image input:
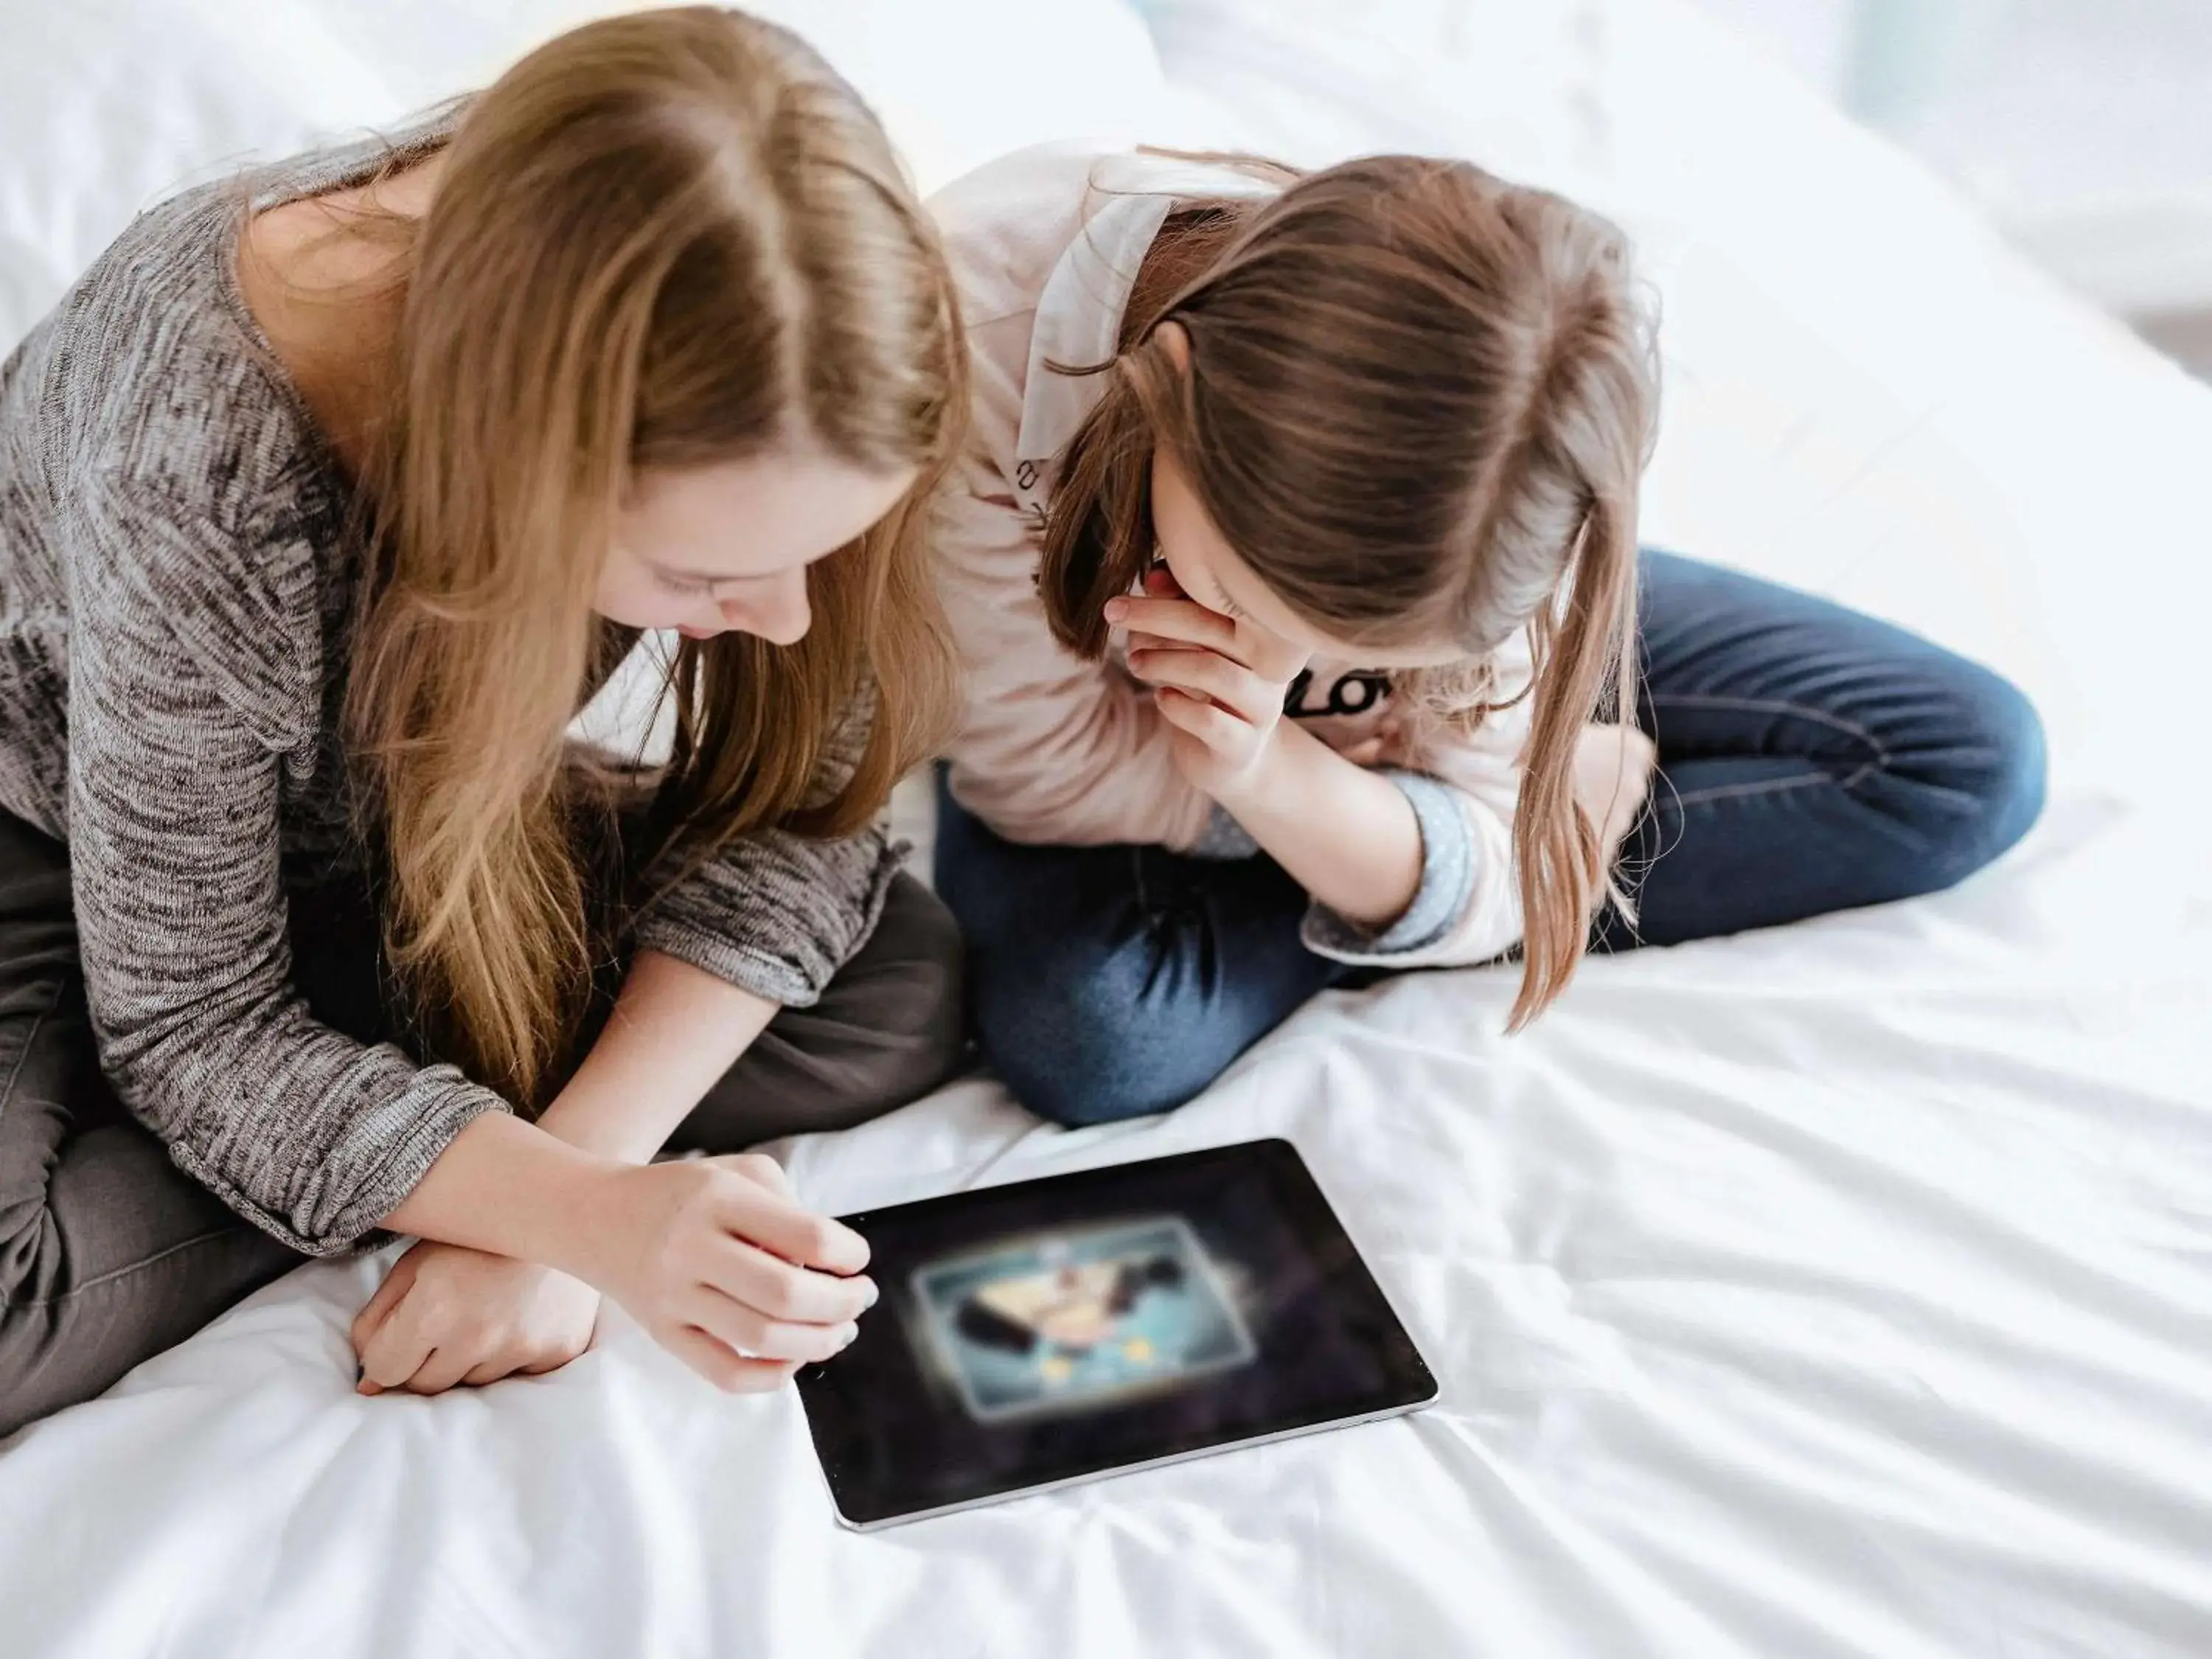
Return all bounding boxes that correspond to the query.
[579,1151,877,1394]
[1108,568,1310,799]
[353,1240,600,1396]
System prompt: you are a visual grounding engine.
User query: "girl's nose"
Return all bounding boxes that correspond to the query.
[726,567,810,646]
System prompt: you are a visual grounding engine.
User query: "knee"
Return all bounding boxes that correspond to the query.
[973,941,1222,1129]
[1889,660,2048,883]
[981,984,1190,1128]
[1938,664,2046,866]
[844,876,969,1110]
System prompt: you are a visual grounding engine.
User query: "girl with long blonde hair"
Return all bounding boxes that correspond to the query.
[0,8,966,1435]
[928,144,2047,1124]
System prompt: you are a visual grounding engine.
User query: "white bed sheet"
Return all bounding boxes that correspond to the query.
[4,4,2210,1657]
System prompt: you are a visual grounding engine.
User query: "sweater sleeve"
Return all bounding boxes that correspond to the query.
[934,450,1218,850]
[65,483,509,1256]
[630,686,901,1008]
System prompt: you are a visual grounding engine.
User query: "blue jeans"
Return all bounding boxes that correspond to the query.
[934,552,2047,1127]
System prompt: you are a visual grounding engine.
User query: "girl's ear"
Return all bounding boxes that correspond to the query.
[1152,318,1193,375]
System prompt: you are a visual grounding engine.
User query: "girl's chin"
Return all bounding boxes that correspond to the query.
[675,625,721,641]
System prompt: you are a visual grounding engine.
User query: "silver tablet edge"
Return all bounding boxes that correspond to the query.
[828,1385,1440,1533]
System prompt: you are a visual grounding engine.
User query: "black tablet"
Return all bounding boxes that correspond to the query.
[794,1138,1439,1530]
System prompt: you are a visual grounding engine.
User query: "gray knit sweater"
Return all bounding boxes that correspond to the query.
[0,122,900,1255]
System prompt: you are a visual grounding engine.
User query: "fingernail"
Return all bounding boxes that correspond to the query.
[838,1323,860,1349]
[1103,599,1127,621]
[860,1280,880,1310]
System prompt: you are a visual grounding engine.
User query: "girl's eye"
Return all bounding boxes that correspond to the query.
[653,569,715,597]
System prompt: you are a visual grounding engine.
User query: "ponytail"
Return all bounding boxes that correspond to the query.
[1504,490,1641,1028]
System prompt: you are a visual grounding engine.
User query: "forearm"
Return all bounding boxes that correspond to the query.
[385,952,776,1273]
[382,1113,625,1283]
[1211,723,1425,930]
[533,948,778,1163]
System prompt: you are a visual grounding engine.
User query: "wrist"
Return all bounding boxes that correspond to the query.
[535,1087,661,1165]
[556,1160,646,1290]
[1208,720,1302,817]
[487,1133,638,1291]
[1212,717,1310,823]
[383,1111,639,1286]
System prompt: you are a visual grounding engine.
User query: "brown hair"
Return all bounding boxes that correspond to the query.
[335,7,964,1107]
[1040,153,1656,1029]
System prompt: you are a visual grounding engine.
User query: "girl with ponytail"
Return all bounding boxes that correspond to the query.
[928,145,2047,1125]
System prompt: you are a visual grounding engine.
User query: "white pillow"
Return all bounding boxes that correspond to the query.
[0,0,1171,348]
[741,0,1171,192]
[1130,0,1598,179]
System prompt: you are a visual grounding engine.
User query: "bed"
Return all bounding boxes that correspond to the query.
[2,2,2208,1655]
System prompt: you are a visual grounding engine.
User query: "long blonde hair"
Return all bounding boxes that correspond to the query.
[1040,155,1656,1029]
[341,7,964,1107]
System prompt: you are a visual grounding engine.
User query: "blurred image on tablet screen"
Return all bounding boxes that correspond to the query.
[911,1218,1256,1422]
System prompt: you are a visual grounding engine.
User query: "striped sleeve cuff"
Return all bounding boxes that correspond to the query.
[1189,801,1262,859]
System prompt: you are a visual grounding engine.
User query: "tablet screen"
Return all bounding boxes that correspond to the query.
[795,1138,1436,1528]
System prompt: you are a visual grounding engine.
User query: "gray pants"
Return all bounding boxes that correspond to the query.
[0,811,965,1439]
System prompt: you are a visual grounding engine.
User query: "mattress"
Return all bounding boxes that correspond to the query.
[2,3,2208,1656]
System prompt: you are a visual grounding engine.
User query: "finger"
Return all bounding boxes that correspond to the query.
[702,1237,877,1326]
[350,1249,422,1359]
[515,1297,602,1375]
[516,1341,590,1377]
[1125,630,1221,658]
[1127,647,1273,723]
[685,1287,859,1363]
[401,1345,478,1397]
[667,1326,805,1395]
[708,1150,796,1202]
[461,1354,527,1388]
[462,1329,590,1386]
[1154,686,1248,751]
[713,1179,870,1276]
[1103,596,1242,659]
[358,1302,437,1393]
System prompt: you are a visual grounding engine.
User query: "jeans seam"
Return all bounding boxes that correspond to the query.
[1667,772,1836,808]
[0,972,64,1181]
[10,1224,244,1310]
[1646,692,1892,765]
